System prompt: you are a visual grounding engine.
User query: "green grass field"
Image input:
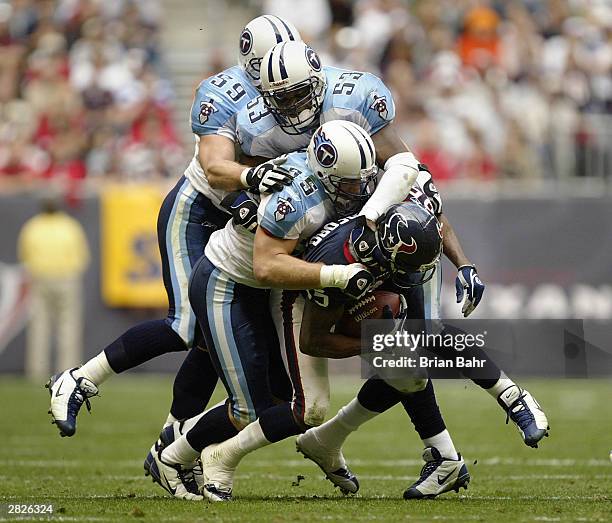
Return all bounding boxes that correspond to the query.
[1,375,611,522]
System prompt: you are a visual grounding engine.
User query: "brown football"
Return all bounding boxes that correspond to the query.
[335,290,402,338]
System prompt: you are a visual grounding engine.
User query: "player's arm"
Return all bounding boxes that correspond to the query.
[438,213,470,268]
[253,228,370,293]
[253,231,322,289]
[199,135,293,193]
[357,124,421,227]
[299,300,361,359]
[198,134,246,191]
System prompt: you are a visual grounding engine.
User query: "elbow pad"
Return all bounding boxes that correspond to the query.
[360,152,420,223]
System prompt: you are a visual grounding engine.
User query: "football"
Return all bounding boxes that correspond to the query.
[335,290,402,338]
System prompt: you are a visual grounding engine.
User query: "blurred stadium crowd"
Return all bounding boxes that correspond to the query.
[0,0,180,188]
[1,0,611,188]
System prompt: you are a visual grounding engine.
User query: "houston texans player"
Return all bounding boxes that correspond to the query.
[294,203,548,498]
[46,15,301,438]
[236,40,549,449]
[144,121,377,500]
[295,201,473,499]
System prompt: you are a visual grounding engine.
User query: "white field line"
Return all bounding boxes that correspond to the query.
[1,457,610,468]
[3,473,610,484]
[2,493,608,502]
[3,473,611,482]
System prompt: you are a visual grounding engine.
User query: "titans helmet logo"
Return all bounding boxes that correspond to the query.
[240,29,253,56]
[313,131,337,168]
[274,197,296,222]
[305,46,321,72]
[369,93,390,120]
[199,98,218,125]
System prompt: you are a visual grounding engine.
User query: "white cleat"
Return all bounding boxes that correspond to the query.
[296,430,359,495]
[497,387,550,448]
[46,368,98,437]
[199,443,235,502]
[403,447,470,499]
[143,445,203,501]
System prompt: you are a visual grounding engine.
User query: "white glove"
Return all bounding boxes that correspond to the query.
[320,263,374,300]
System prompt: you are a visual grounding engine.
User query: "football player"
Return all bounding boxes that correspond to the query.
[144,121,377,500]
[46,15,301,438]
[236,40,549,449]
[152,123,471,503]
[293,176,549,498]
[294,202,469,499]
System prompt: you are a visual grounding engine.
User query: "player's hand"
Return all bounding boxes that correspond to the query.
[220,190,258,232]
[242,156,295,194]
[319,263,374,300]
[455,265,485,317]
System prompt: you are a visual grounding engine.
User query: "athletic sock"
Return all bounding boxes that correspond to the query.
[422,429,459,460]
[73,352,114,385]
[185,403,238,453]
[311,398,378,449]
[161,434,200,465]
[169,347,218,420]
[175,400,223,433]
[487,375,518,401]
[237,420,270,454]
[103,319,187,373]
[204,420,271,471]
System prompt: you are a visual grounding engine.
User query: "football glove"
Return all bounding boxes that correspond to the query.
[455,265,485,317]
[241,156,295,194]
[220,191,258,232]
[320,263,374,301]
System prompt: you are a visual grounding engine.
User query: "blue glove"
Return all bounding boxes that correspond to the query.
[455,265,485,317]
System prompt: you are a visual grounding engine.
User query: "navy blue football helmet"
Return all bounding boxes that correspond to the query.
[377,202,443,288]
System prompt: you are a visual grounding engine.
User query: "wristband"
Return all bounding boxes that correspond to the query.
[319,265,345,288]
[240,167,251,188]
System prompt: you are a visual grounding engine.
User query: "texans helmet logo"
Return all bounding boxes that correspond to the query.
[313,131,337,168]
[305,46,321,71]
[369,93,390,120]
[199,98,218,125]
[382,214,418,255]
[397,236,417,254]
[240,29,253,55]
[274,197,296,222]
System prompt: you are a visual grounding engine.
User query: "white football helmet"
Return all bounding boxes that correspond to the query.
[238,15,301,88]
[307,120,378,216]
[261,41,326,134]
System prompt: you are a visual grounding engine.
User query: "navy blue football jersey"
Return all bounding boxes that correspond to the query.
[303,215,389,308]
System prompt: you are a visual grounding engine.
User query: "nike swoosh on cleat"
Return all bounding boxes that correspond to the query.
[437,467,457,485]
[54,379,64,397]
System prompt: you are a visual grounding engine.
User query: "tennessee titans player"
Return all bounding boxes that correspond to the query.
[236,40,548,449]
[46,15,301,440]
[144,121,377,500]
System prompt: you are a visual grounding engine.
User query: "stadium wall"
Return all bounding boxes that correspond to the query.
[1,191,610,375]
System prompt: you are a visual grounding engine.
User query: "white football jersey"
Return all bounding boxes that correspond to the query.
[236,65,395,159]
[183,66,259,208]
[205,151,334,287]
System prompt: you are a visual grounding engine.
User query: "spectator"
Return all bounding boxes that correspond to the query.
[17,197,90,380]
